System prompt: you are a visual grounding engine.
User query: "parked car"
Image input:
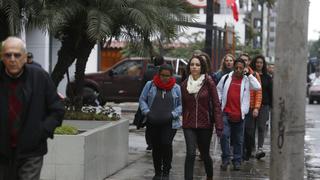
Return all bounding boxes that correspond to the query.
[309,78,320,104]
[66,57,187,105]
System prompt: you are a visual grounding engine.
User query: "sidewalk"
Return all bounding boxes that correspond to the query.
[105,103,270,180]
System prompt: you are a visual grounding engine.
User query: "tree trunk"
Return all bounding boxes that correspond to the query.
[50,36,77,87]
[73,36,96,110]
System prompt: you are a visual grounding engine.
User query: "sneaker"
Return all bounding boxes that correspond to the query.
[220,161,229,171]
[146,145,152,152]
[233,163,241,171]
[255,148,266,160]
[243,154,250,161]
[243,151,252,161]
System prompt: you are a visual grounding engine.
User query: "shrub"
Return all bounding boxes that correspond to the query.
[54,125,79,135]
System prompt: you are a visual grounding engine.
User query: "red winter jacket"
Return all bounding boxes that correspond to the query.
[181,75,223,131]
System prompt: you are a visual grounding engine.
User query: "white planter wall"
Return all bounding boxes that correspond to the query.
[40,119,129,180]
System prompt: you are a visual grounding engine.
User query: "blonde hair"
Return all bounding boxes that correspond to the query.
[219,53,235,71]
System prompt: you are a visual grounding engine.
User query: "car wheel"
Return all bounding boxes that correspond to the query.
[309,97,313,104]
[82,87,100,106]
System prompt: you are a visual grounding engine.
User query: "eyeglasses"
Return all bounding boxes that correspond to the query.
[3,53,22,59]
[160,74,171,78]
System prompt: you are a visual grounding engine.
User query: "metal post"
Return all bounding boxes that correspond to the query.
[213,29,217,71]
[271,1,309,179]
[205,0,214,60]
[217,30,222,71]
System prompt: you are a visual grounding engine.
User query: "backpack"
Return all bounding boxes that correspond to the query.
[133,81,153,129]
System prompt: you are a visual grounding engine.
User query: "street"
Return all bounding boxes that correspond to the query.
[305,102,320,179]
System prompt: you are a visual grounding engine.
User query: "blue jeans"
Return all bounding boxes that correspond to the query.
[220,114,245,165]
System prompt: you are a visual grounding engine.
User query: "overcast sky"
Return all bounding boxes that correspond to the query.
[308,0,320,40]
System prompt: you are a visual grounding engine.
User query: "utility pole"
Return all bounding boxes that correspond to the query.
[205,0,214,60]
[271,1,309,180]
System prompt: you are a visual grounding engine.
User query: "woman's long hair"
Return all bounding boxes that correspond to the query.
[219,53,235,72]
[186,55,207,75]
[250,55,268,75]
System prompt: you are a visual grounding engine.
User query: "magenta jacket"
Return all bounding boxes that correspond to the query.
[181,75,223,131]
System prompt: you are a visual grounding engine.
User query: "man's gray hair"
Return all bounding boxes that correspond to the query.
[2,36,27,53]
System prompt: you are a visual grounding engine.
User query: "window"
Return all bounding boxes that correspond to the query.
[270,27,275,32]
[113,60,143,76]
[269,37,275,42]
[254,18,261,28]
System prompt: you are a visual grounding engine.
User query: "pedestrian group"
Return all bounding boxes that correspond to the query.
[0,36,273,180]
[139,51,273,180]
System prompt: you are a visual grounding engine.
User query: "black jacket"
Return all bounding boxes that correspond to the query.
[0,62,65,159]
[260,73,273,107]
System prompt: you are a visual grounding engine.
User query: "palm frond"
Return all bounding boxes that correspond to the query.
[86,9,113,42]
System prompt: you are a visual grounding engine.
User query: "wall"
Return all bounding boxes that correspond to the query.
[25,29,99,96]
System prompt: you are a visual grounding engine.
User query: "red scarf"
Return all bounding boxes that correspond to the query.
[153,74,176,90]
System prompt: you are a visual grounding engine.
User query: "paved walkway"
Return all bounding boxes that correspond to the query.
[106,122,270,179]
[104,102,270,179]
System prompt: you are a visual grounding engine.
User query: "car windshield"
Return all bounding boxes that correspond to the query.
[313,78,320,85]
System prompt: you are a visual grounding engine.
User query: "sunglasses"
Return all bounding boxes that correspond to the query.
[3,53,23,59]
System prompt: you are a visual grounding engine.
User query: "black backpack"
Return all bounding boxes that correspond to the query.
[133,82,153,129]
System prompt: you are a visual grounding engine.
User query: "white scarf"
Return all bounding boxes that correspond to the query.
[187,74,205,94]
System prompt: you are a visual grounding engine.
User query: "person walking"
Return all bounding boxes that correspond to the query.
[193,50,212,74]
[240,53,262,161]
[0,37,65,180]
[250,55,273,160]
[139,64,182,180]
[181,55,223,180]
[26,52,42,68]
[217,58,261,171]
[141,55,165,151]
[211,54,235,85]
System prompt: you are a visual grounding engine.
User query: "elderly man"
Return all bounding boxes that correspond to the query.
[0,37,65,180]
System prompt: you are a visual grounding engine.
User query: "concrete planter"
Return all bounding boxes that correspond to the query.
[40,119,129,180]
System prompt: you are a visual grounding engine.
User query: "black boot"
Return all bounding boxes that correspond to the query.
[152,171,162,180]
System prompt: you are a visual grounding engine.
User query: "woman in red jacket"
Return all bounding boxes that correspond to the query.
[181,55,223,180]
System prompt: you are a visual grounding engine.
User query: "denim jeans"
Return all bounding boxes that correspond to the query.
[220,114,245,165]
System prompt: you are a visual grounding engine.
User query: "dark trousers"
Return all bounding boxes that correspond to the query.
[256,105,270,148]
[147,124,177,175]
[145,126,152,147]
[243,110,256,159]
[0,150,43,180]
[183,128,213,180]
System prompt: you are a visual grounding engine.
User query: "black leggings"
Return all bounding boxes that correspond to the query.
[147,124,177,174]
[183,128,213,180]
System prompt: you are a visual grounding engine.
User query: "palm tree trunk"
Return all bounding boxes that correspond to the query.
[73,37,96,110]
[50,36,77,87]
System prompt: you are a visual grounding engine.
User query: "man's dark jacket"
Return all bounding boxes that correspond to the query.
[0,62,65,159]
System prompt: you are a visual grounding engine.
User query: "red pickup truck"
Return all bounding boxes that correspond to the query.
[66,57,187,105]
